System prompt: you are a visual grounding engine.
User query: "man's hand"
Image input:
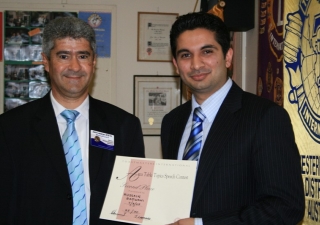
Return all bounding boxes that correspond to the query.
[168,218,195,225]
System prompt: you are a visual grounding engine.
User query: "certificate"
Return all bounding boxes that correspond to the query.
[137,12,178,62]
[100,156,197,225]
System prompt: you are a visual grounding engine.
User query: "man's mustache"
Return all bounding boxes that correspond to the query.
[189,69,211,76]
[62,71,86,77]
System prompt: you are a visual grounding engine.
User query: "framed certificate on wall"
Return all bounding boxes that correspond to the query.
[137,12,178,62]
[134,75,181,135]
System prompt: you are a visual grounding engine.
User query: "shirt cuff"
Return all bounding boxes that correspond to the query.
[194,218,203,225]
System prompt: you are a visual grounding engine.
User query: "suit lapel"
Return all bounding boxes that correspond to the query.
[191,82,243,208]
[88,97,108,186]
[32,94,71,187]
[168,102,191,159]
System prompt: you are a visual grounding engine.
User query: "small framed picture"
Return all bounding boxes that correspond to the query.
[137,12,178,62]
[134,75,181,135]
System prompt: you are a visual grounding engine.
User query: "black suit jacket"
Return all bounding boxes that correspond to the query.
[161,82,304,224]
[0,93,145,225]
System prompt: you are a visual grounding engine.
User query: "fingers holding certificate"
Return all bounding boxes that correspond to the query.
[100,156,197,225]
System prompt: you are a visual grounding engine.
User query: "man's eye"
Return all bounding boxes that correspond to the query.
[181,53,190,58]
[79,55,89,59]
[59,55,68,59]
[203,49,213,54]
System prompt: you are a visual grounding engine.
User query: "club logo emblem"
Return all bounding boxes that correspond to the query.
[88,13,102,28]
[284,0,320,143]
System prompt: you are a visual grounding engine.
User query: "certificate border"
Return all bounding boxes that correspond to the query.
[137,12,178,62]
[100,156,197,224]
[134,75,181,136]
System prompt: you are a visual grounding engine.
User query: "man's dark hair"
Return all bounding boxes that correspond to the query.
[170,12,230,59]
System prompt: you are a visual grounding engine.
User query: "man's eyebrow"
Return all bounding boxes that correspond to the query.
[176,48,190,55]
[77,51,91,55]
[55,50,91,55]
[56,51,71,55]
[200,44,217,50]
[176,44,218,55]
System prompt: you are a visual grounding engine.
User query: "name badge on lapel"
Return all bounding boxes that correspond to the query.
[90,130,114,151]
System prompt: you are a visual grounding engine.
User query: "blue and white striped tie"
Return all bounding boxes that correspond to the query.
[61,110,87,225]
[183,107,206,161]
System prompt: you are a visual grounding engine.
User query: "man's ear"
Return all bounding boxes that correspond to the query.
[172,58,179,74]
[93,54,97,66]
[225,48,233,68]
[41,53,50,72]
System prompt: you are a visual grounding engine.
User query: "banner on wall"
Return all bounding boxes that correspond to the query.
[78,12,112,58]
[283,0,320,224]
[257,0,284,106]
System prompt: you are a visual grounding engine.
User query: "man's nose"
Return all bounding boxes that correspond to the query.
[190,55,204,70]
[68,57,81,71]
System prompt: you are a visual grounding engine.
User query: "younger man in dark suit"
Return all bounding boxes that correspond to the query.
[0,17,145,225]
[161,12,304,225]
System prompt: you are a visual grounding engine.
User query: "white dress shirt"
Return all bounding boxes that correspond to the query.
[50,92,91,220]
[177,78,232,225]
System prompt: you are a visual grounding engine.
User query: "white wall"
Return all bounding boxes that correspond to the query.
[0,0,258,159]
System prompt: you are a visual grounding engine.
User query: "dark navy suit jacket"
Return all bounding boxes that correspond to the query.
[161,82,304,225]
[0,93,145,225]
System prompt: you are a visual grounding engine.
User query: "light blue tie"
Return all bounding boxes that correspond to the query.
[183,107,206,161]
[61,110,87,225]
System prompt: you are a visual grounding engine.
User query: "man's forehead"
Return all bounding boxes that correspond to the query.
[54,37,90,44]
[51,38,92,51]
[177,28,216,39]
[176,29,218,48]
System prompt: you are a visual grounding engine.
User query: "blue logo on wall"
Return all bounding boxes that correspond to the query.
[284,0,320,143]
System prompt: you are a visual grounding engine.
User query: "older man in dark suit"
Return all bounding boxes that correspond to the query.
[161,12,304,225]
[0,17,144,225]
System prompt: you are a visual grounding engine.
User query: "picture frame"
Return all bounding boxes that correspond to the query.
[0,12,3,62]
[137,12,178,62]
[134,75,181,135]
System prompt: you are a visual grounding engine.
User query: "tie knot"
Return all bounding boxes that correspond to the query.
[61,110,79,122]
[193,107,206,122]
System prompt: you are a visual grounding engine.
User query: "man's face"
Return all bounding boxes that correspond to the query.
[42,37,96,102]
[173,28,233,104]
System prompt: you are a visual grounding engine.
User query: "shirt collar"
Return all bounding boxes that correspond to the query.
[50,91,89,120]
[191,78,232,122]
